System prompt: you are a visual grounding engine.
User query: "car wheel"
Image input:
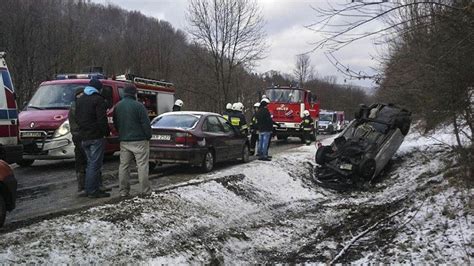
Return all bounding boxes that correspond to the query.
[241,144,250,163]
[315,145,332,165]
[17,159,34,167]
[201,150,214,172]
[359,158,376,180]
[149,162,157,173]
[0,195,6,228]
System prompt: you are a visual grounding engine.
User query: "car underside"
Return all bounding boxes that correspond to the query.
[314,103,411,189]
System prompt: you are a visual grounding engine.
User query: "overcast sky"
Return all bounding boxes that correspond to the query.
[92,0,385,88]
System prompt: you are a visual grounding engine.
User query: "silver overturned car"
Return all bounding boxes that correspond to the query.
[314,103,411,186]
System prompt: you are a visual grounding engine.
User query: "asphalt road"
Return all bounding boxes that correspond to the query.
[4,136,331,228]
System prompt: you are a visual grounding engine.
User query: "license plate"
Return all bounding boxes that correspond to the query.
[152,134,171,141]
[20,131,44,138]
[340,163,353,171]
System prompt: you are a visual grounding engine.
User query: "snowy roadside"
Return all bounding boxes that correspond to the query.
[0,128,471,264]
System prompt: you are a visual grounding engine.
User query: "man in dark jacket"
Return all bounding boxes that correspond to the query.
[249,102,260,155]
[113,85,152,197]
[255,98,274,161]
[76,78,110,198]
[68,87,87,193]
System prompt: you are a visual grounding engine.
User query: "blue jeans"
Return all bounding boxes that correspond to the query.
[82,139,105,194]
[258,131,272,158]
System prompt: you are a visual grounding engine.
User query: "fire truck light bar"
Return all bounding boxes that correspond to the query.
[55,73,106,80]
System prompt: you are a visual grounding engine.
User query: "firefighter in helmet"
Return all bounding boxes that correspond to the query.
[229,102,248,135]
[300,110,314,145]
[249,102,260,155]
[173,99,184,111]
[223,103,233,120]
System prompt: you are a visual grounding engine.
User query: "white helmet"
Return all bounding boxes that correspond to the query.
[226,103,232,110]
[233,102,244,112]
[262,94,268,99]
[253,102,260,108]
[174,99,184,107]
[232,103,239,111]
[261,98,270,104]
[303,110,310,116]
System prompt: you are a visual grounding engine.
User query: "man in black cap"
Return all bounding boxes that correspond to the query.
[113,85,152,197]
[76,78,110,198]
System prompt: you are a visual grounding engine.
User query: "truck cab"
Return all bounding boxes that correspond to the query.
[18,73,175,166]
[265,86,319,141]
[0,52,22,164]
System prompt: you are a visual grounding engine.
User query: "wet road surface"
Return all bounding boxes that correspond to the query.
[4,137,330,228]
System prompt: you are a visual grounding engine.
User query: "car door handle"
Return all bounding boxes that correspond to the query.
[11,119,16,125]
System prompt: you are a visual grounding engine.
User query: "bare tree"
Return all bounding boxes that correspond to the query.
[186,0,267,108]
[293,54,314,87]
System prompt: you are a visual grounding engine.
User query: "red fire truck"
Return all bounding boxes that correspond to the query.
[0,52,22,164]
[18,73,175,166]
[264,86,320,141]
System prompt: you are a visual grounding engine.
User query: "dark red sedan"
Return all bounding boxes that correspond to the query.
[149,111,250,172]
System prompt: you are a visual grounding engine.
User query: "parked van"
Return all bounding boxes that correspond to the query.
[0,52,22,164]
[18,73,175,166]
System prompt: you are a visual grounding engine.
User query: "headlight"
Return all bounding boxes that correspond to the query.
[53,120,70,138]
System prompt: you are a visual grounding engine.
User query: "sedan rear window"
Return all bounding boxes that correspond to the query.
[152,114,200,129]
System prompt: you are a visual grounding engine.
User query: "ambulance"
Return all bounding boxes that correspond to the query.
[0,52,22,164]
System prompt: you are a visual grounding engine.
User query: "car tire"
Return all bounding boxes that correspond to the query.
[0,195,6,228]
[149,162,157,173]
[17,159,34,167]
[241,144,250,163]
[359,158,376,180]
[315,145,332,165]
[201,150,214,173]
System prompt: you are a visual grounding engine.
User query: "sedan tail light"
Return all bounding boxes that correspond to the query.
[175,132,197,146]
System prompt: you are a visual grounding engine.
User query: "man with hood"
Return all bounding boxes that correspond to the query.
[76,78,110,198]
[113,85,152,197]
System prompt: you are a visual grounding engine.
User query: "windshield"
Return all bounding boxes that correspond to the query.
[151,114,200,129]
[319,114,334,122]
[265,89,304,103]
[27,83,84,110]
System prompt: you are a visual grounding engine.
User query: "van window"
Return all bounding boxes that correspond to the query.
[27,84,83,109]
[101,85,113,109]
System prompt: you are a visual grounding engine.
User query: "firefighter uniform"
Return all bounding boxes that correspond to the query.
[230,112,249,135]
[223,110,233,121]
[300,114,314,145]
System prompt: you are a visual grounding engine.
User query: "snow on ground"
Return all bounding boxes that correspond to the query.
[0,128,472,264]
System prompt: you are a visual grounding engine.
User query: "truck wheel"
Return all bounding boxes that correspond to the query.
[17,159,34,167]
[359,159,376,180]
[315,146,332,165]
[201,150,214,173]
[0,195,6,227]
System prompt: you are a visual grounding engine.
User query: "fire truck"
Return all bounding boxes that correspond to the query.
[264,86,320,141]
[0,52,22,164]
[18,72,175,166]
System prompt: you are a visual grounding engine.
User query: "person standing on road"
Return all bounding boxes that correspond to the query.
[113,85,152,197]
[255,98,275,161]
[222,103,233,121]
[76,78,111,198]
[249,102,260,155]
[69,87,87,193]
[300,110,314,145]
[172,99,184,111]
[229,102,248,135]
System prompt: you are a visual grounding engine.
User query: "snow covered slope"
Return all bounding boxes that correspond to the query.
[0,128,471,264]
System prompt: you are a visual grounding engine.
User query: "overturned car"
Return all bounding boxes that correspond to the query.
[314,103,411,187]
